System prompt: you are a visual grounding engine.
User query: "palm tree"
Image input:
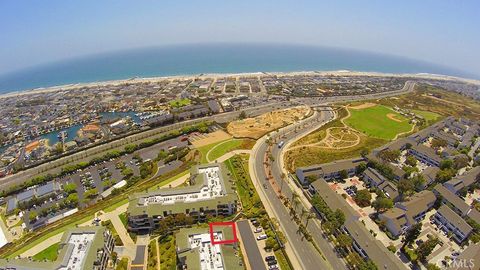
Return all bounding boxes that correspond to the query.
[305,213,315,227]
[280,173,286,194]
[292,192,300,213]
[300,208,308,221]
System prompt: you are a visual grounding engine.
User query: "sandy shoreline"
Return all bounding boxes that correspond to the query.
[0,70,478,99]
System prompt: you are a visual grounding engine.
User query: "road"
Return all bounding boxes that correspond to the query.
[248,81,416,269]
[237,220,267,270]
[250,109,340,270]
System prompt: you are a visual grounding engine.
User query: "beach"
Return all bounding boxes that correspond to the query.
[0,70,478,100]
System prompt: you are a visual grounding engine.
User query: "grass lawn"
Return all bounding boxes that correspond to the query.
[32,243,59,262]
[7,214,94,259]
[169,98,191,108]
[148,170,189,191]
[411,109,441,121]
[345,105,413,140]
[198,139,254,163]
[116,258,129,270]
[224,154,263,218]
[119,212,128,228]
[147,240,158,270]
[275,250,293,270]
[159,235,176,270]
[104,198,129,212]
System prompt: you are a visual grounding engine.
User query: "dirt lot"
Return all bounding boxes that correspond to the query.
[189,130,232,147]
[349,102,377,109]
[227,106,310,139]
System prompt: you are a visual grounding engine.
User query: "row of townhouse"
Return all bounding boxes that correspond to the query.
[295,157,365,185]
[433,184,480,243]
[309,178,407,270]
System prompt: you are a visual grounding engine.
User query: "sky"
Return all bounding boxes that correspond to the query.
[1,0,479,77]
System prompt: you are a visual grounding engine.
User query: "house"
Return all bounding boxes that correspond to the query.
[296,158,364,184]
[444,167,480,194]
[433,205,473,243]
[379,190,436,237]
[127,164,238,233]
[207,99,221,113]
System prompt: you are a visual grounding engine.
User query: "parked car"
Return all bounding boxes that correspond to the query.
[256,234,267,241]
[265,256,275,261]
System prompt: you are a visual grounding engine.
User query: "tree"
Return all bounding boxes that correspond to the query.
[304,175,317,184]
[426,263,441,270]
[121,167,134,178]
[378,149,401,163]
[398,179,414,197]
[356,162,367,174]
[239,111,247,119]
[431,138,447,149]
[339,170,348,181]
[357,260,378,270]
[84,188,98,199]
[411,174,426,191]
[360,148,370,157]
[453,156,469,169]
[353,189,372,207]
[402,223,422,248]
[405,155,417,167]
[66,193,79,207]
[439,159,454,170]
[64,183,77,194]
[436,168,456,183]
[336,233,353,249]
[372,197,394,213]
[416,237,439,262]
[305,213,315,227]
[29,211,38,221]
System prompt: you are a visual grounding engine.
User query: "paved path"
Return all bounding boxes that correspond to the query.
[20,232,64,258]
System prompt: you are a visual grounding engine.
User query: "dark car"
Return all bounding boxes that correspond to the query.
[265,256,275,262]
[267,260,278,266]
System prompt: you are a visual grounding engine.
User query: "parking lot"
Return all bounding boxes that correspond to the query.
[238,219,281,270]
[18,136,188,230]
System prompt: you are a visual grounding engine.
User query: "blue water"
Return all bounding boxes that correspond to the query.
[40,124,83,146]
[100,111,141,124]
[0,43,476,94]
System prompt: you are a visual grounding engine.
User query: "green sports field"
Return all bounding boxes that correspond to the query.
[344,105,413,140]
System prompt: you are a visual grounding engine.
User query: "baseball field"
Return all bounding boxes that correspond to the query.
[344,104,413,140]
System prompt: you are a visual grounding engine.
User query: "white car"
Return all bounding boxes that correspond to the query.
[254,227,263,233]
[256,234,267,241]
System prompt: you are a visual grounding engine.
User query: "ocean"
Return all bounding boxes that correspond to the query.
[0,43,474,94]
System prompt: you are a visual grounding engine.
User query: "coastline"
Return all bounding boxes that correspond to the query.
[0,70,478,99]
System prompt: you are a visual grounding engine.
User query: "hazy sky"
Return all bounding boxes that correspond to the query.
[1,0,479,76]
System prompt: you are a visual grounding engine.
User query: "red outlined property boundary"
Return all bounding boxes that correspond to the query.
[209,221,238,245]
